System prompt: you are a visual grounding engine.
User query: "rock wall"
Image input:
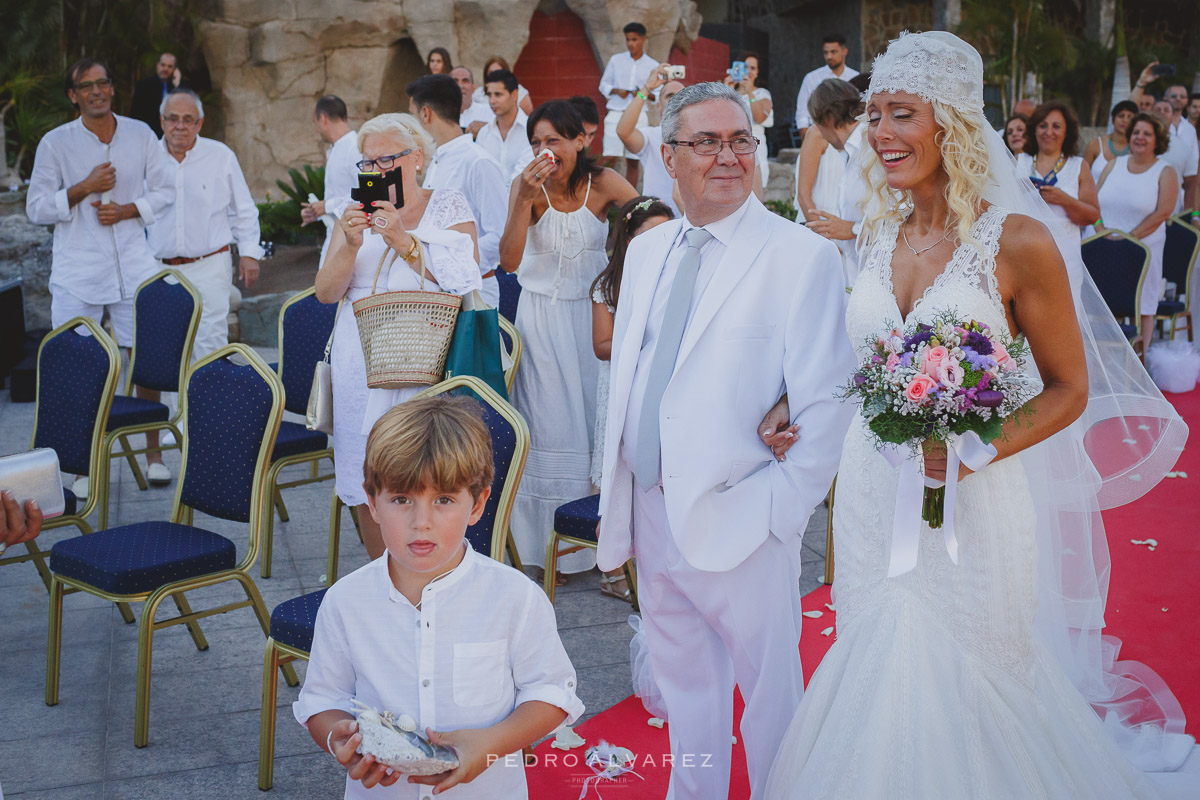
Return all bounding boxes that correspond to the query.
[198,0,700,196]
[0,192,53,331]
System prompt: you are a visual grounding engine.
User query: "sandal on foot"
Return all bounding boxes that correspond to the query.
[599,574,633,603]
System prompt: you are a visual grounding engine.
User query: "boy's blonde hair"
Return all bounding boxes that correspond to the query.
[363,395,494,499]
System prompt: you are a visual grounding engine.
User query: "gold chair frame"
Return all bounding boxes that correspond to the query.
[498,315,522,394]
[3,318,122,597]
[543,519,639,610]
[46,344,297,748]
[261,288,336,578]
[1154,214,1198,343]
[97,269,202,529]
[256,374,528,789]
[1081,229,1152,360]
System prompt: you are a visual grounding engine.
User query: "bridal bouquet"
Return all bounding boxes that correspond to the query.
[841,314,1037,531]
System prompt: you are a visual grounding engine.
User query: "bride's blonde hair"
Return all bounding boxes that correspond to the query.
[858,98,991,256]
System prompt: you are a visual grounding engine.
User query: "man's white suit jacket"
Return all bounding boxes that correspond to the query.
[597,197,858,573]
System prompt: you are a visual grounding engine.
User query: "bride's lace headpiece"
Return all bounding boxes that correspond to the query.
[866,31,984,115]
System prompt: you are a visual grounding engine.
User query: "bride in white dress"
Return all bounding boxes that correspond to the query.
[765,32,1198,799]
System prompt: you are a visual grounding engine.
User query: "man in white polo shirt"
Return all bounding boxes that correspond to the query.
[794,33,859,137]
[476,69,534,187]
[599,21,660,190]
[616,66,684,215]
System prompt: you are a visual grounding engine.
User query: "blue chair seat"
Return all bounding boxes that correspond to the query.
[554,494,601,542]
[106,395,170,430]
[1157,300,1187,315]
[270,589,327,651]
[63,488,77,517]
[1119,322,1138,339]
[271,420,328,461]
[49,521,236,595]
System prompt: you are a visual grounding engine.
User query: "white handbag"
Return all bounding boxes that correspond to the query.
[0,448,66,553]
[306,298,343,435]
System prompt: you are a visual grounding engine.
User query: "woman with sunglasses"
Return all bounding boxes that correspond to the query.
[315,113,483,561]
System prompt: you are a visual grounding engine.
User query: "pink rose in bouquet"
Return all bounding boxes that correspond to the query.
[905,374,937,403]
[922,345,949,377]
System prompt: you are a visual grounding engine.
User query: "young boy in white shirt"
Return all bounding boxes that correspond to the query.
[295,394,583,798]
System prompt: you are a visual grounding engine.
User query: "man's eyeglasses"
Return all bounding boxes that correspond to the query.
[163,114,200,127]
[667,136,759,156]
[355,149,414,171]
[74,78,114,92]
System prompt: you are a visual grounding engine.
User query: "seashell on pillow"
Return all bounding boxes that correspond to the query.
[350,699,460,776]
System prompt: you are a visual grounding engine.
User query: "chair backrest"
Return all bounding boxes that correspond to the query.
[497,316,521,393]
[277,288,337,415]
[176,345,284,533]
[32,317,120,478]
[129,269,201,393]
[495,270,521,325]
[414,376,530,562]
[1081,231,1151,319]
[1163,216,1199,300]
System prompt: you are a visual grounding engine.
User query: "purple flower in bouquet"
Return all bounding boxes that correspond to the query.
[976,390,1004,408]
[964,330,993,355]
[903,324,934,350]
[962,348,995,372]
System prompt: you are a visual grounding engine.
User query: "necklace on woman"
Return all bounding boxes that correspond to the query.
[901,222,951,256]
[1107,136,1129,157]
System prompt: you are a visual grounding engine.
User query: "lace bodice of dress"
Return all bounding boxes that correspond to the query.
[422,188,475,231]
[846,205,1012,351]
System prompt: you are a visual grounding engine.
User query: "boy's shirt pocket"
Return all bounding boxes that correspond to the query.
[453,640,510,707]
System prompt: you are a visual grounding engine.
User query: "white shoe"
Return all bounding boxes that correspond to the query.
[146,462,172,486]
[71,476,89,501]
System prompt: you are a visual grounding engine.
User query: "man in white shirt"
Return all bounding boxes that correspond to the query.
[148,89,262,358]
[476,69,534,188]
[794,33,859,135]
[407,75,505,306]
[26,58,173,347]
[599,83,854,800]
[302,95,359,267]
[616,66,684,215]
[599,22,660,190]
[1162,84,1199,213]
[27,58,174,498]
[452,66,494,137]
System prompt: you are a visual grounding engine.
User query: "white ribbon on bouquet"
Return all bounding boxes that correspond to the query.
[879,430,997,578]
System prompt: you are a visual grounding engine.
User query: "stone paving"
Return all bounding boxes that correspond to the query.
[0,347,829,798]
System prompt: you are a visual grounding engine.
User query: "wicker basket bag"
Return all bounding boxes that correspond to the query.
[352,239,462,389]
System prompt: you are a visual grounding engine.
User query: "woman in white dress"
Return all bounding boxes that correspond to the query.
[765,32,1197,799]
[1015,100,1100,298]
[1096,112,1179,351]
[315,113,481,559]
[725,52,773,188]
[590,195,674,600]
[500,100,636,576]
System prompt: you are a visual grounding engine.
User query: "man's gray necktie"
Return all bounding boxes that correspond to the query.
[633,227,713,491]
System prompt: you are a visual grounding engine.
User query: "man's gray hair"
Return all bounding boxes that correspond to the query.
[660,82,750,145]
[160,88,204,119]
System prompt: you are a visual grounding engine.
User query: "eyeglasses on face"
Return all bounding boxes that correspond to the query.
[74,78,114,92]
[666,135,759,156]
[355,149,414,171]
[163,114,200,127]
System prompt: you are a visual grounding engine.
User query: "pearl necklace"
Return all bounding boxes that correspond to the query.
[901,223,950,256]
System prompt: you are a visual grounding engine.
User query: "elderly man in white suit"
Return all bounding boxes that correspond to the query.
[598,82,856,800]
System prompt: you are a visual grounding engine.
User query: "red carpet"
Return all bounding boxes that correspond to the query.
[530,391,1199,798]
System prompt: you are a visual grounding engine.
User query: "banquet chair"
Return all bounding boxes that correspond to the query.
[1154,215,1198,342]
[498,315,522,394]
[495,269,521,324]
[543,493,639,611]
[97,269,201,529]
[260,288,338,578]
[2,318,121,593]
[1081,230,1151,358]
[46,344,294,748]
[256,375,529,789]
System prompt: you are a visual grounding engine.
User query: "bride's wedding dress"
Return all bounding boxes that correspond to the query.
[765,206,1175,799]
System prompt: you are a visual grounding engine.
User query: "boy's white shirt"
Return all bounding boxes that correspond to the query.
[295,545,583,799]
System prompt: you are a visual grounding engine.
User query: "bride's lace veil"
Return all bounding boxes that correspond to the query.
[865,31,1193,772]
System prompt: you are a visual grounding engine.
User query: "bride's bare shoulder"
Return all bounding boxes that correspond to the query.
[997,212,1061,263]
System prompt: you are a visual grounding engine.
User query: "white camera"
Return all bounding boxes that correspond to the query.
[665,65,686,80]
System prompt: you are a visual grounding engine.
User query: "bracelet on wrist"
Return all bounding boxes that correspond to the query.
[1094,218,1103,227]
[326,729,336,755]
[636,90,648,101]
[400,234,421,263]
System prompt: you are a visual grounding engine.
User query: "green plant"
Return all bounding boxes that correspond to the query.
[275,164,325,206]
[256,165,327,245]
[766,199,798,222]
